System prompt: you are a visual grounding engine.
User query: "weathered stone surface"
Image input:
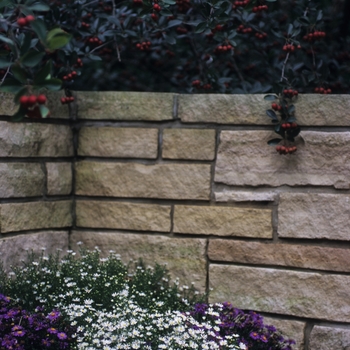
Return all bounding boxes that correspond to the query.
[278,193,350,240]
[162,129,216,160]
[75,161,211,200]
[78,127,158,158]
[209,265,350,322]
[208,240,350,272]
[70,231,207,292]
[0,231,69,272]
[309,326,350,350]
[46,162,72,195]
[76,200,171,232]
[173,205,272,238]
[0,93,17,115]
[215,190,277,202]
[77,91,174,120]
[262,317,305,350]
[0,200,73,233]
[0,121,73,157]
[215,131,350,188]
[0,163,44,198]
[178,94,350,125]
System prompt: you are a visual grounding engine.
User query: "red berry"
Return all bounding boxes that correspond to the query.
[27,95,37,106]
[17,18,28,27]
[26,15,35,23]
[19,95,29,106]
[60,97,67,104]
[271,103,278,110]
[37,94,47,104]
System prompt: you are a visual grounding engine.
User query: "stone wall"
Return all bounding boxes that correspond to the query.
[1,91,350,349]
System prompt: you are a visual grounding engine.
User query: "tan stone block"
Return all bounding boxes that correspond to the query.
[76,91,174,120]
[262,317,305,350]
[0,200,73,233]
[78,127,158,158]
[46,162,72,195]
[215,190,277,202]
[162,129,216,160]
[75,161,211,200]
[0,93,17,115]
[173,205,272,238]
[178,94,350,126]
[215,130,350,188]
[76,200,171,232]
[278,193,350,240]
[209,264,350,322]
[0,121,73,157]
[70,231,207,292]
[309,326,350,350]
[0,163,44,198]
[208,240,350,272]
[0,231,69,272]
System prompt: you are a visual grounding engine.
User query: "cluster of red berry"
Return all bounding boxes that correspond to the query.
[271,103,282,111]
[275,145,297,154]
[176,0,190,13]
[282,44,300,52]
[81,22,90,29]
[237,25,252,34]
[303,31,326,41]
[136,41,151,51]
[232,0,249,9]
[20,94,47,107]
[314,87,332,94]
[192,80,211,89]
[60,96,75,104]
[87,37,103,46]
[283,89,298,97]
[252,5,268,12]
[62,71,77,81]
[255,32,267,39]
[74,58,83,68]
[151,13,158,21]
[281,122,298,129]
[153,3,161,11]
[214,44,233,53]
[17,15,35,27]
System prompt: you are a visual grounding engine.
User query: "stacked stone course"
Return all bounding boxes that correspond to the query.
[1,91,350,349]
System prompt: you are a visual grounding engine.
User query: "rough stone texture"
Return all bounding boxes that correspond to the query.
[0,163,44,198]
[0,93,18,116]
[70,231,207,292]
[173,205,272,238]
[215,190,278,202]
[215,130,350,189]
[76,200,171,232]
[0,231,69,272]
[75,161,211,200]
[78,127,158,158]
[0,121,73,157]
[208,240,350,272]
[178,94,350,125]
[209,265,350,322]
[46,162,72,195]
[0,200,73,233]
[309,326,350,350]
[162,128,216,160]
[77,91,174,120]
[262,317,305,350]
[278,193,350,240]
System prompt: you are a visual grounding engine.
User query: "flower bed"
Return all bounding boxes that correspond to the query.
[0,247,295,349]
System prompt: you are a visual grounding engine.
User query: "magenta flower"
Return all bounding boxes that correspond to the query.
[57,332,68,340]
[47,327,58,334]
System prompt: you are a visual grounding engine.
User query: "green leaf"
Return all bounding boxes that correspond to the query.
[47,33,72,50]
[34,59,52,84]
[268,138,283,145]
[39,104,50,118]
[271,29,284,38]
[160,8,173,16]
[0,57,11,69]
[27,3,50,11]
[35,78,62,91]
[266,109,278,121]
[165,35,176,45]
[0,0,14,9]
[11,64,28,83]
[0,78,23,93]
[14,86,29,104]
[166,20,183,29]
[298,17,309,25]
[316,10,323,22]
[87,54,102,61]
[264,94,278,101]
[20,32,33,56]
[288,105,295,114]
[30,19,47,44]
[0,34,15,46]
[162,0,176,4]
[195,22,208,33]
[21,50,45,68]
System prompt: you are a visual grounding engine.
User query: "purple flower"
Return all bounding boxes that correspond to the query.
[250,331,260,340]
[42,338,52,347]
[57,332,67,340]
[47,327,58,334]
[260,334,268,343]
[47,310,60,321]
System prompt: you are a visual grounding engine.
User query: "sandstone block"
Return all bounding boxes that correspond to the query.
[309,326,350,350]
[262,317,305,350]
[76,91,174,120]
[78,127,158,158]
[178,94,350,126]
[215,131,350,188]
[0,231,69,272]
[75,161,211,200]
[209,265,350,322]
[70,231,207,292]
[0,163,44,198]
[173,205,272,238]
[215,190,277,202]
[208,240,350,272]
[76,200,171,232]
[278,193,350,240]
[0,121,73,157]
[0,200,73,233]
[162,129,216,160]
[0,93,17,115]
[46,162,72,195]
